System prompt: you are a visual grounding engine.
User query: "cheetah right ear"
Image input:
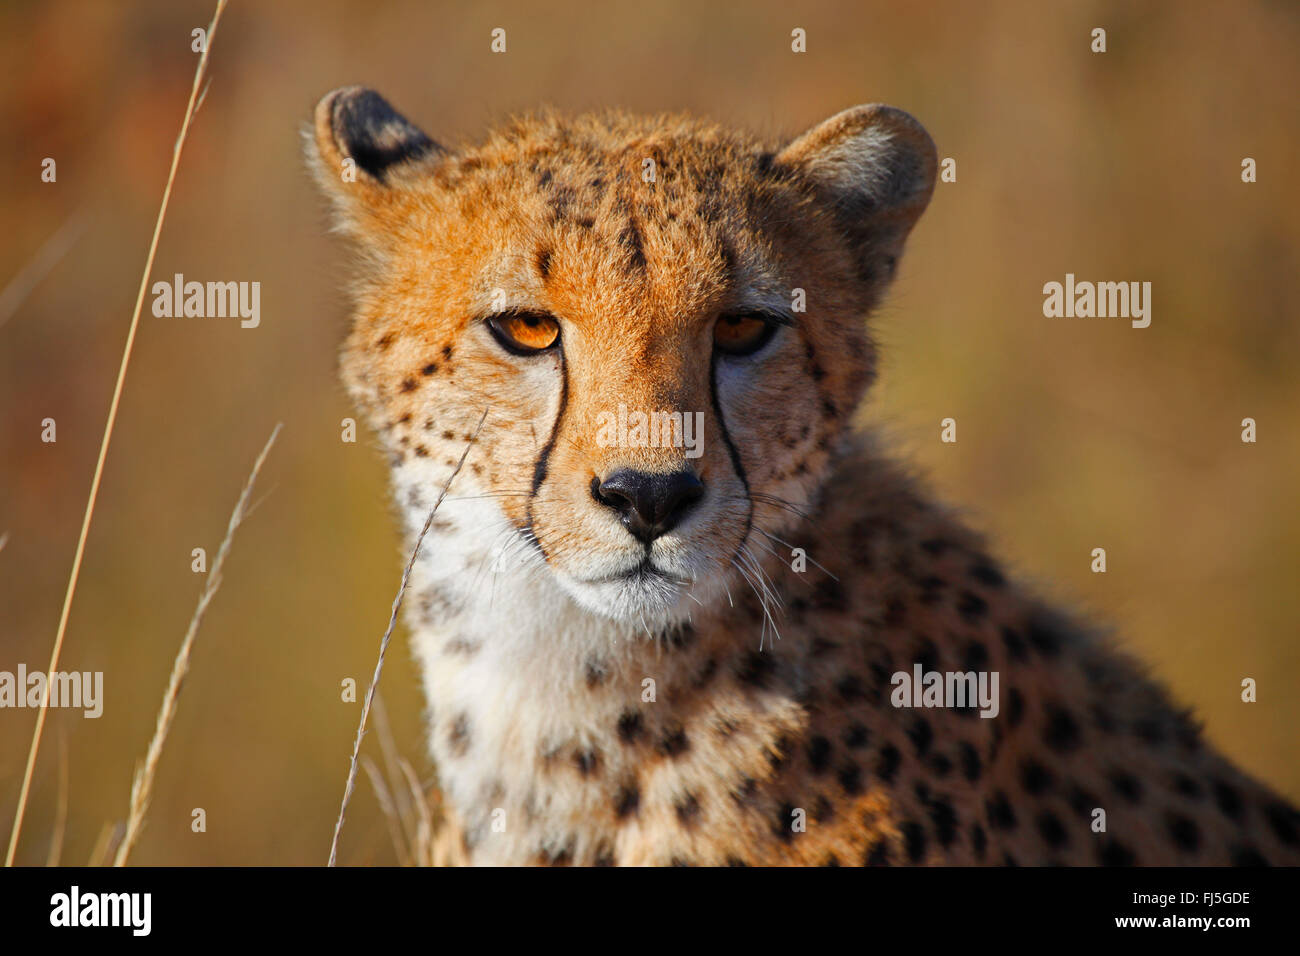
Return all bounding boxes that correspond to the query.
[776,105,937,286]
[308,86,445,237]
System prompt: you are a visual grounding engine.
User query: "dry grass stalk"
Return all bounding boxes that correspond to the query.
[328,409,487,866]
[3,0,230,867]
[0,210,88,331]
[112,422,281,867]
[44,735,69,867]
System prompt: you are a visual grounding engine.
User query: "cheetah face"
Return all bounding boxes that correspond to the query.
[310,89,935,626]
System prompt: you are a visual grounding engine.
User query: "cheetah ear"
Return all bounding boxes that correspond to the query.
[308,86,445,235]
[776,105,937,284]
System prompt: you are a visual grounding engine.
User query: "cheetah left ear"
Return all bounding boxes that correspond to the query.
[307,86,446,239]
[776,105,937,284]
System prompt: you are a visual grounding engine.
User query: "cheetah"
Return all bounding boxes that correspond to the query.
[308,87,1300,866]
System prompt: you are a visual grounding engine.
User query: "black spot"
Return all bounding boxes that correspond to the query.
[573,750,599,776]
[1133,717,1166,746]
[1092,703,1118,734]
[617,221,646,272]
[963,640,990,673]
[877,744,901,783]
[1026,615,1063,657]
[659,726,690,758]
[813,794,834,823]
[725,856,750,867]
[817,579,852,616]
[1020,759,1054,795]
[448,713,470,754]
[675,793,701,825]
[928,798,958,847]
[617,711,643,744]
[986,791,1017,831]
[1264,802,1299,845]
[1212,778,1243,820]
[692,657,718,689]
[1166,812,1200,852]
[807,735,832,774]
[918,575,946,606]
[1110,770,1143,804]
[1067,784,1098,817]
[920,537,952,556]
[1000,626,1029,662]
[730,775,758,806]
[959,741,982,782]
[907,717,933,757]
[1230,845,1269,867]
[836,673,867,702]
[819,854,841,867]
[667,622,697,650]
[969,561,1006,588]
[1002,852,1019,866]
[421,362,438,376]
[736,651,775,688]
[1173,774,1202,799]
[901,821,927,863]
[536,248,552,278]
[669,856,693,867]
[767,734,792,771]
[593,847,615,867]
[538,844,573,867]
[1099,840,1136,866]
[1044,705,1082,753]
[400,377,417,393]
[838,762,863,796]
[970,823,987,860]
[844,722,869,749]
[957,591,988,622]
[441,344,453,360]
[584,660,606,688]
[914,639,939,675]
[773,803,798,842]
[865,839,891,866]
[928,753,953,777]
[1037,810,1069,848]
[614,784,640,818]
[883,597,907,626]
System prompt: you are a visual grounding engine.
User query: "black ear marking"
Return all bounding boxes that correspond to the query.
[324,86,439,183]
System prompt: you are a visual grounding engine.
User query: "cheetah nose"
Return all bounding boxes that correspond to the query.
[592,469,704,544]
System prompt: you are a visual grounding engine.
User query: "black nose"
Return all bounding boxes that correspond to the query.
[592,469,705,543]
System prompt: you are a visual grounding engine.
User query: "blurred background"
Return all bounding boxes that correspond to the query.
[1,0,1296,865]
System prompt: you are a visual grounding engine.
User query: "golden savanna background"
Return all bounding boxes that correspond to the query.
[1,1,1297,865]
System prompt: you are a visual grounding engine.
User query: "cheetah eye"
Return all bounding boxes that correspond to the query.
[485,311,561,355]
[713,311,785,357]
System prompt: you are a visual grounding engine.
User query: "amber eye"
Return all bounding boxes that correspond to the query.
[486,311,561,355]
[714,312,780,356]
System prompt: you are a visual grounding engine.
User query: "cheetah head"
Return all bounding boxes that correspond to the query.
[309,88,935,627]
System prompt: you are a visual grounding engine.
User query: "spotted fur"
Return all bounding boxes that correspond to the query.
[309,87,1299,866]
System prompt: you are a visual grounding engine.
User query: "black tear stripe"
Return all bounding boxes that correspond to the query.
[709,351,753,553]
[796,324,838,425]
[523,346,568,560]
